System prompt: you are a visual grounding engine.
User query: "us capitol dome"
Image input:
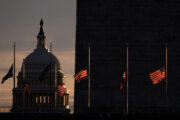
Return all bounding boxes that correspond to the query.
[11,20,70,113]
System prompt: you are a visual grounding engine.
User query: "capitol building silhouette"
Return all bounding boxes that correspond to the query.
[11,20,70,113]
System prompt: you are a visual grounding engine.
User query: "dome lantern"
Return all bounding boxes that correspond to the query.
[37,19,46,49]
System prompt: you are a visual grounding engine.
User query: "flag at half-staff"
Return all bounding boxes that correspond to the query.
[1,64,13,84]
[39,64,50,81]
[149,68,165,85]
[57,85,66,96]
[74,69,88,83]
[120,72,126,90]
[23,82,31,95]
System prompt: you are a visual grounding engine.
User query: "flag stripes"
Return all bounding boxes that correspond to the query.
[161,71,165,79]
[80,70,88,79]
[120,72,126,91]
[123,72,126,79]
[74,69,84,80]
[74,69,88,82]
[57,85,66,96]
[150,69,165,85]
[120,81,124,91]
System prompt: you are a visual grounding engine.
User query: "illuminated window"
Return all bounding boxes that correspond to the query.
[36,97,38,103]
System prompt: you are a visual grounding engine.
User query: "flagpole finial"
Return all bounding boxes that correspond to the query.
[13,41,16,89]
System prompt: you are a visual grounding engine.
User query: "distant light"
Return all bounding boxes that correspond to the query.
[66,105,70,109]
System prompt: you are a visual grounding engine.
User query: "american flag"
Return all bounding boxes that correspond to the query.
[1,64,13,84]
[123,72,126,79]
[150,69,165,85]
[161,71,165,79]
[74,69,88,83]
[57,85,66,96]
[39,64,50,81]
[24,83,31,95]
[120,72,126,91]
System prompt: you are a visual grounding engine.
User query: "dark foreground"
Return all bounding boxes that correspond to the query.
[0,112,180,120]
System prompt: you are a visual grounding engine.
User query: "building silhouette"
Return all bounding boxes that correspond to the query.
[11,20,70,112]
[75,0,180,114]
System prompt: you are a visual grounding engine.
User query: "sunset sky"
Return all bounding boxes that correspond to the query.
[0,0,76,112]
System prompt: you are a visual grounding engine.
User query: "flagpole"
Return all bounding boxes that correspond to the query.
[166,43,168,97]
[165,42,168,112]
[54,63,57,112]
[23,59,25,112]
[13,42,15,89]
[126,42,129,115]
[88,42,91,108]
[50,43,52,113]
[13,42,16,111]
